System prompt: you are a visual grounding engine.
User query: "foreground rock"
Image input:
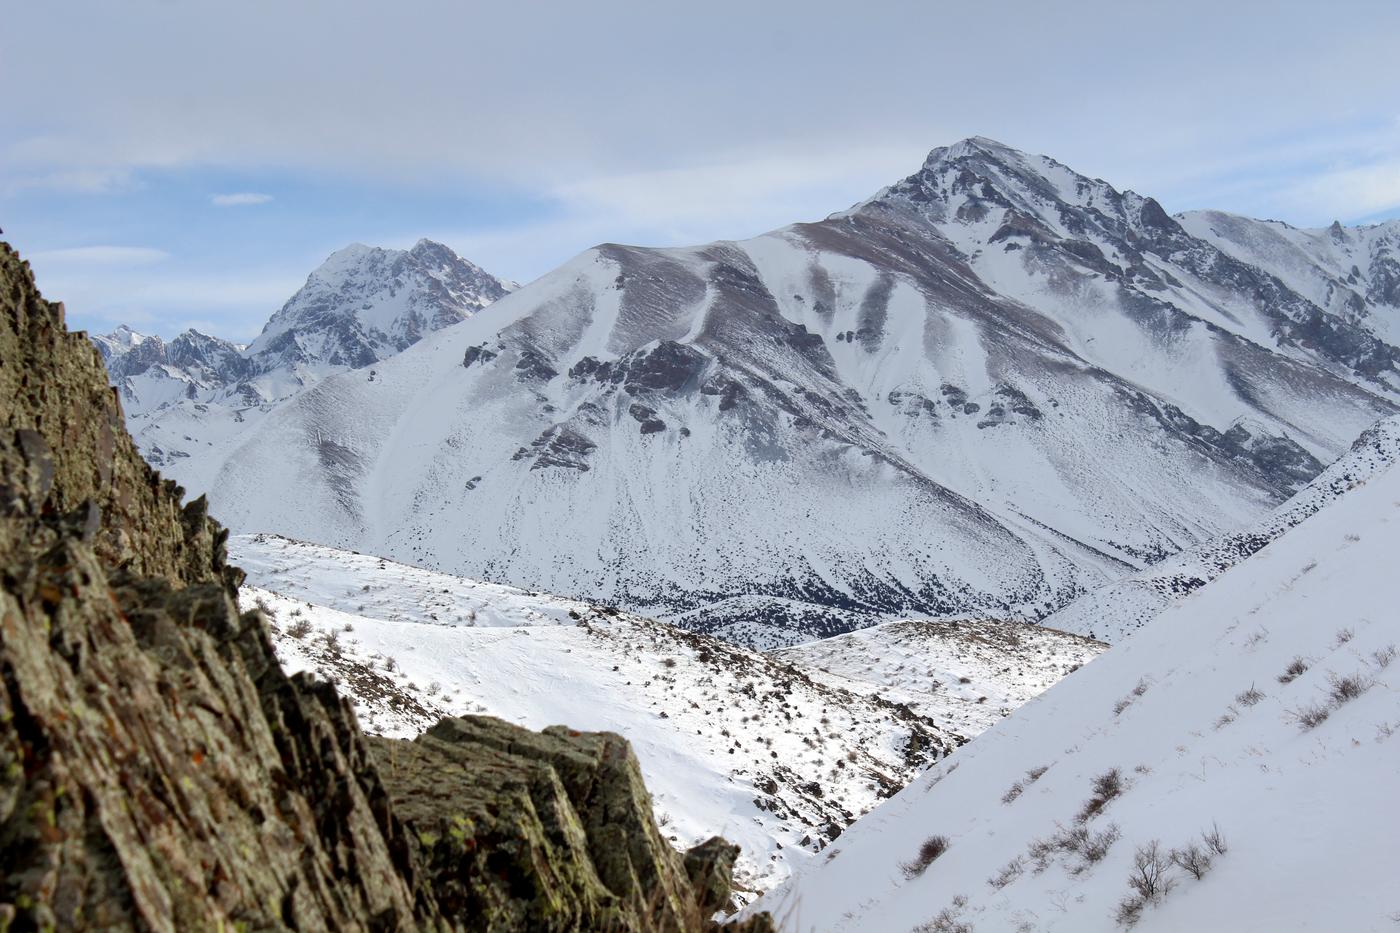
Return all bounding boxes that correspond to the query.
[0,241,766,930]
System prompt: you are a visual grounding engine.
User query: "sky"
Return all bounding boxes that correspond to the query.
[4,0,1400,341]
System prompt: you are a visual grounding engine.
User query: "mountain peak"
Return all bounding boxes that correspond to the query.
[922,136,1021,167]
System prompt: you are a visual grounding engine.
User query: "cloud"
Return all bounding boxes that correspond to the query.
[27,246,170,266]
[211,192,274,207]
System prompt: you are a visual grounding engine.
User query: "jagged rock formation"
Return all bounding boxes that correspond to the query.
[0,242,764,930]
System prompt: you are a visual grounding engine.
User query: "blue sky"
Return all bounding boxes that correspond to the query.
[4,0,1400,341]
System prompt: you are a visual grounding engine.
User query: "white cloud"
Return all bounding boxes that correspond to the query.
[211,192,274,207]
[27,246,170,266]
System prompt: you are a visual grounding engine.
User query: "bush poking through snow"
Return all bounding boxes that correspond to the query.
[1290,701,1331,730]
[1127,841,1176,899]
[1372,644,1397,669]
[1235,684,1265,707]
[1201,823,1228,856]
[1115,895,1146,928]
[987,856,1025,890]
[1115,841,1178,926]
[902,835,950,878]
[1335,627,1354,646]
[1169,842,1213,880]
[1113,679,1150,716]
[1327,671,1372,705]
[286,616,314,639]
[1025,765,1049,782]
[913,906,973,933]
[1001,781,1024,805]
[1278,656,1309,684]
[1075,768,1124,823]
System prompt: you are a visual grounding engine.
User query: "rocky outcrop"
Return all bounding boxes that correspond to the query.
[0,242,763,930]
[369,718,765,931]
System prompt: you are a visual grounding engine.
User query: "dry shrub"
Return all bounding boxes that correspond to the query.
[902,835,950,879]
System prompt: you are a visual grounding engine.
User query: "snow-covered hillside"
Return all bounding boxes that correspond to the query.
[93,239,511,490]
[196,138,1396,647]
[748,431,1400,931]
[1045,414,1400,641]
[1179,211,1400,349]
[777,619,1103,737]
[231,533,1098,894]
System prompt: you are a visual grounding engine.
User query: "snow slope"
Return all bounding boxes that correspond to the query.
[776,618,1103,737]
[1045,414,1400,641]
[749,435,1400,931]
[201,138,1396,647]
[231,533,1098,894]
[1178,211,1400,348]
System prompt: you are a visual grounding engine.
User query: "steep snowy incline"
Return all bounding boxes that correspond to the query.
[749,440,1400,932]
[206,139,1395,646]
[1044,414,1400,641]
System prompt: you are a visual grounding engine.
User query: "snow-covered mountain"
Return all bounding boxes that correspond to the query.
[746,419,1400,932]
[92,239,512,485]
[1178,211,1400,350]
[1046,414,1400,641]
[189,138,1399,647]
[231,533,1100,894]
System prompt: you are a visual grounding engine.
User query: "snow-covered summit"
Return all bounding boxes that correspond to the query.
[246,238,512,374]
[91,240,512,489]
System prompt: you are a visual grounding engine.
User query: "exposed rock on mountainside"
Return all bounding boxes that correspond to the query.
[0,242,762,930]
[200,139,1396,647]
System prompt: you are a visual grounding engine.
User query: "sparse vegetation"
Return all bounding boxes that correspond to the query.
[902,835,950,878]
[987,856,1025,890]
[1335,627,1354,646]
[1003,764,1050,805]
[1076,768,1124,823]
[1126,840,1175,901]
[1169,842,1212,880]
[1278,656,1309,684]
[1372,644,1397,670]
[287,616,314,639]
[912,907,973,933]
[1235,684,1265,707]
[1328,671,1373,705]
[1201,822,1227,855]
[1290,701,1331,730]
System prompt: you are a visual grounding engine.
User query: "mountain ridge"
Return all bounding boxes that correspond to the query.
[100,139,1400,647]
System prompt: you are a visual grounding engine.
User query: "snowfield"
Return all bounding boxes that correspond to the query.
[232,533,1100,895]
[748,431,1400,932]
[776,618,1103,737]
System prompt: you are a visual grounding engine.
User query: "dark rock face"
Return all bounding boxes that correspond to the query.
[0,244,761,930]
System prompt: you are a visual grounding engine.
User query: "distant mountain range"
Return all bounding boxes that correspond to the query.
[94,238,513,487]
[94,138,1400,647]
